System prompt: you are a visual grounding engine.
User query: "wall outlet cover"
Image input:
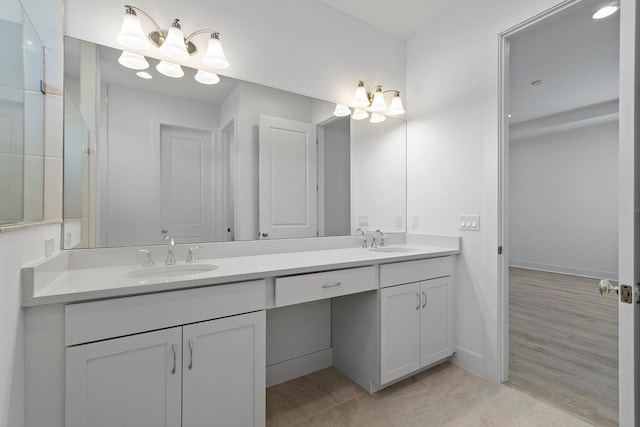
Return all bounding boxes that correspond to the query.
[45,237,55,257]
[411,214,419,228]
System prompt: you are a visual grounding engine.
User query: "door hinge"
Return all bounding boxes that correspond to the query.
[498,246,503,255]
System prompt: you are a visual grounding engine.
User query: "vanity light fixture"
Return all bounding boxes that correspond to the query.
[592,4,619,19]
[194,69,220,85]
[117,51,149,70]
[116,5,230,69]
[334,81,406,122]
[156,60,184,78]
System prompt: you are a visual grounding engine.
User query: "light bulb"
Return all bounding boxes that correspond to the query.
[333,104,351,117]
[370,86,387,112]
[194,69,220,85]
[116,7,151,50]
[387,92,405,115]
[159,20,190,61]
[202,33,230,69]
[352,81,369,108]
[352,109,369,120]
[370,113,386,123]
[592,5,619,19]
[118,51,149,70]
[156,61,184,78]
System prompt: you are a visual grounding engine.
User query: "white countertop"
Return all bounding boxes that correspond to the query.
[22,243,459,306]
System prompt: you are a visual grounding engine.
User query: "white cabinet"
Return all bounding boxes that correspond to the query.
[380,277,452,385]
[66,311,266,427]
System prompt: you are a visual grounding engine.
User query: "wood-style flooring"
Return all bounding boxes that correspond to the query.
[507,267,618,427]
[266,363,590,426]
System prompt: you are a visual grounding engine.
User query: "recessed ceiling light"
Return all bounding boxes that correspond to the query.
[592,4,619,19]
[508,114,512,118]
[136,71,152,79]
[530,79,544,86]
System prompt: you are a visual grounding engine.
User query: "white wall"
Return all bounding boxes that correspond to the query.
[510,120,618,279]
[104,85,219,246]
[406,0,566,381]
[64,0,406,108]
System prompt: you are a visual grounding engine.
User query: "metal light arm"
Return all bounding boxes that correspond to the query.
[185,29,220,44]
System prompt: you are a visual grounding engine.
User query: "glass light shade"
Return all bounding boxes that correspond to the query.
[156,61,184,78]
[194,69,220,85]
[116,11,151,50]
[351,109,369,120]
[592,5,619,19]
[369,113,386,123]
[370,89,387,112]
[159,26,190,61]
[333,104,351,117]
[136,71,153,79]
[387,94,406,115]
[202,34,230,69]
[118,51,149,70]
[352,83,369,108]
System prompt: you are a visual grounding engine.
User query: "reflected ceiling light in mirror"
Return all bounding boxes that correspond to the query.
[592,4,619,19]
[333,104,351,117]
[370,113,386,123]
[118,51,149,70]
[387,92,405,115]
[194,69,220,85]
[156,60,184,78]
[352,109,369,120]
[136,71,152,79]
[116,5,230,69]
[369,86,387,112]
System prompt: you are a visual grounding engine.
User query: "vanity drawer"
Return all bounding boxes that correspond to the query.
[275,266,376,307]
[380,257,452,288]
[65,280,265,346]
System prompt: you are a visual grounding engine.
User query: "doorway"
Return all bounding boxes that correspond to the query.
[499,1,620,425]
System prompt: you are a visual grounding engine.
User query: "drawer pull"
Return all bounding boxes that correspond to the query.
[322,281,342,289]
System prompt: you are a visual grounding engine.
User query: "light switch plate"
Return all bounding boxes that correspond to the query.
[411,214,419,228]
[358,215,369,228]
[459,214,480,231]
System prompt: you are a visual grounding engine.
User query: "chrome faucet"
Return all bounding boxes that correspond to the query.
[372,229,385,248]
[355,228,368,248]
[162,229,176,265]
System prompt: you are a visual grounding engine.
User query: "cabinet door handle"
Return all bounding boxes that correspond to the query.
[416,292,421,310]
[188,339,194,370]
[422,291,427,308]
[322,281,342,289]
[171,343,177,375]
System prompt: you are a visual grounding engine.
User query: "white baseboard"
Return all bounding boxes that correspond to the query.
[450,346,484,378]
[509,260,618,281]
[266,348,333,387]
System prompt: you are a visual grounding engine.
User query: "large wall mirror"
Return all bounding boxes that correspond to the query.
[0,0,45,226]
[63,37,406,248]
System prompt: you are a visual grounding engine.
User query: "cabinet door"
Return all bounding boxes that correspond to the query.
[420,277,453,367]
[380,282,421,384]
[66,327,182,427]
[182,311,266,427]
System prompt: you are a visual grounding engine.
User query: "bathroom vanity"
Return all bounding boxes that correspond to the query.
[21,235,458,427]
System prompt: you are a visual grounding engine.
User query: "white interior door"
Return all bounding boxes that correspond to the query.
[259,115,317,239]
[617,0,638,424]
[160,126,213,244]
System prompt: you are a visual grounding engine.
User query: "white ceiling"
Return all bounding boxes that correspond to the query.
[508,0,619,123]
[316,0,468,39]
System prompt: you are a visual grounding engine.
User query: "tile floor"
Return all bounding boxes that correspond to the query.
[266,362,592,426]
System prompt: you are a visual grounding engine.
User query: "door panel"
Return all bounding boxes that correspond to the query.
[182,311,266,427]
[380,282,421,384]
[259,115,317,239]
[65,327,182,427]
[420,278,452,367]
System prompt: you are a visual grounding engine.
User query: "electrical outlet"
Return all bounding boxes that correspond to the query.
[65,232,72,248]
[411,214,419,228]
[358,215,369,228]
[394,215,402,228]
[459,215,480,231]
[45,237,55,257]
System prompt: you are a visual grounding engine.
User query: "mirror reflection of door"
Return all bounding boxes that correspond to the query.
[506,1,620,425]
[258,115,317,239]
[160,125,214,244]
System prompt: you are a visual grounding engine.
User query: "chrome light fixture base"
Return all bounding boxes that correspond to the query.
[148,31,197,56]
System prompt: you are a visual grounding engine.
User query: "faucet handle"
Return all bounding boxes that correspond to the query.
[138,249,154,267]
[186,246,201,263]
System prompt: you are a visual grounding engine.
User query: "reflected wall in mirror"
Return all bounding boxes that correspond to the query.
[0,0,45,225]
[63,37,406,248]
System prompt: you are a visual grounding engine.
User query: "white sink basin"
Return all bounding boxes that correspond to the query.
[369,247,417,253]
[127,264,218,279]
